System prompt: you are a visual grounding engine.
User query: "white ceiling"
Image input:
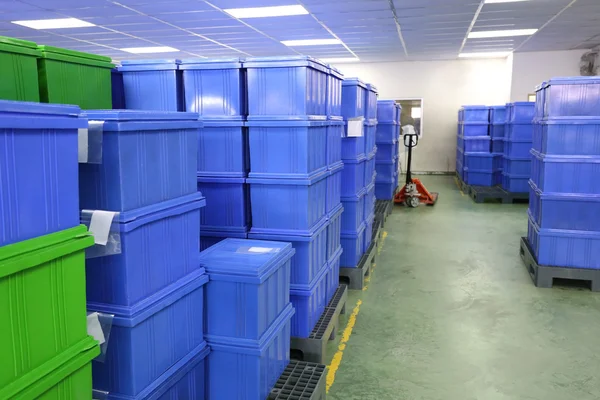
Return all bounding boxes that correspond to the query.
[0,0,598,62]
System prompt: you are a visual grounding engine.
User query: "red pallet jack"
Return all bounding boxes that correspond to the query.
[394,133,439,207]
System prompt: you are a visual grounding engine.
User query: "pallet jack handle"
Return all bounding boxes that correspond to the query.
[404,134,418,185]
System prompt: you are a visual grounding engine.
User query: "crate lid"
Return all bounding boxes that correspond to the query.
[366,83,378,94]
[340,222,366,238]
[197,176,245,184]
[201,229,247,239]
[377,100,397,106]
[0,36,41,57]
[200,117,245,127]
[85,109,200,121]
[245,119,328,127]
[542,116,600,124]
[461,105,489,109]
[328,65,344,79]
[512,102,535,106]
[119,59,180,71]
[290,260,329,292]
[179,57,243,70]
[328,117,345,125]
[38,45,114,68]
[490,105,507,110]
[342,154,367,164]
[250,216,328,244]
[0,226,93,279]
[243,56,328,73]
[199,238,295,280]
[329,161,344,174]
[544,76,600,87]
[0,99,81,116]
[529,179,600,201]
[328,203,345,220]
[341,187,367,201]
[342,78,366,88]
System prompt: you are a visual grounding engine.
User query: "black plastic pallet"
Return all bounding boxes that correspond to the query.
[470,185,528,204]
[375,199,393,228]
[291,284,348,364]
[520,237,600,291]
[339,238,377,290]
[372,217,383,243]
[268,361,326,400]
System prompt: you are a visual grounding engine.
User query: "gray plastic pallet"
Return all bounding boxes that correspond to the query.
[375,199,393,227]
[268,361,326,400]
[520,237,600,291]
[470,185,528,204]
[372,217,383,243]
[455,173,470,194]
[291,284,348,364]
[339,238,377,290]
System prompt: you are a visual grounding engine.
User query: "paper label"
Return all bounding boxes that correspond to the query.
[78,128,89,163]
[87,312,105,345]
[248,247,275,253]
[347,119,364,137]
[89,211,117,246]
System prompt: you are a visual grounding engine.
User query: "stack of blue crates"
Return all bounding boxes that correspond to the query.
[503,102,535,192]
[243,56,340,339]
[340,79,378,268]
[375,100,401,200]
[199,238,296,400]
[528,76,600,270]
[79,110,210,399]
[457,106,501,186]
[490,105,507,186]
[178,58,251,250]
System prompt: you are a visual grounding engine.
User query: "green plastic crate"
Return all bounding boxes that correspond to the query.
[0,226,95,389]
[0,336,99,400]
[0,36,41,102]
[37,46,114,109]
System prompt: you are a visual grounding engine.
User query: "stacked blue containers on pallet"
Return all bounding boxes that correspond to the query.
[458,106,501,186]
[503,102,535,193]
[244,56,334,341]
[199,239,295,399]
[375,100,400,200]
[529,77,600,269]
[179,58,250,250]
[363,85,378,255]
[490,105,507,185]
[79,110,210,399]
[119,60,184,111]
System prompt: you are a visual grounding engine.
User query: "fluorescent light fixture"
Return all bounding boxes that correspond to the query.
[485,0,529,3]
[224,5,308,19]
[282,39,342,47]
[459,51,511,58]
[321,57,360,63]
[469,29,537,39]
[12,18,95,30]
[120,46,179,54]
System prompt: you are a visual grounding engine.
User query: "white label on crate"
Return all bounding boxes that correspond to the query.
[78,128,89,163]
[347,119,364,137]
[248,247,276,253]
[89,211,117,246]
[87,312,105,345]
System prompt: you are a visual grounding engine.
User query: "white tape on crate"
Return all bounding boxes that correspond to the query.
[78,121,104,164]
[87,312,106,345]
[78,128,89,163]
[89,211,117,246]
[347,118,364,138]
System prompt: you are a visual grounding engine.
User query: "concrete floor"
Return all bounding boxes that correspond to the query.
[326,176,600,400]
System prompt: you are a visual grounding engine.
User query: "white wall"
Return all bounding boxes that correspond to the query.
[334,59,512,172]
[510,50,586,102]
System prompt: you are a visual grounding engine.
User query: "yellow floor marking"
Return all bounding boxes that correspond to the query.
[454,176,465,196]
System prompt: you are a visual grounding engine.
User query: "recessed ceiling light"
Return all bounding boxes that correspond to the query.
[12,18,95,30]
[459,52,512,58]
[484,0,529,3]
[468,29,537,39]
[321,57,360,63]
[224,5,309,19]
[120,46,179,54]
[282,39,342,47]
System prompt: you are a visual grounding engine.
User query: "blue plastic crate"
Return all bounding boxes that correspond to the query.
[456,147,464,165]
[327,204,343,261]
[290,265,328,338]
[327,247,342,303]
[327,66,343,118]
[375,158,398,182]
[89,270,208,397]
[539,77,600,119]
[111,69,125,109]
[462,122,489,136]
[491,138,504,153]
[376,121,399,143]
[507,102,535,123]
[460,106,489,123]
[341,78,367,119]
[364,120,377,155]
[377,100,398,123]
[200,229,247,252]
[363,212,374,253]
[94,341,209,400]
[341,157,366,196]
[365,84,378,120]
[180,58,246,118]
[244,56,328,119]
[376,141,397,163]
[207,304,293,400]
[364,154,376,187]
[342,122,366,160]
[119,59,183,111]
[327,119,344,167]
[375,179,397,201]
[79,110,200,212]
[506,123,534,141]
[198,177,249,233]
[494,170,502,186]
[463,168,495,186]
[531,149,600,194]
[504,140,532,158]
[528,211,600,269]
[395,103,402,124]
[534,82,546,121]
[533,118,600,156]
[248,217,327,287]
[490,124,505,139]
[248,119,327,179]
[364,182,375,218]
[248,170,328,235]
[503,157,531,176]
[198,119,247,177]
[489,106,507,124]
[340,223,366,268]
[341,189,366,232]
[502,173,529,193]
[85,193,205,307]
[463,153,499,171]
[326,162,343,214]
[529,180,600,231]
[458,135,491,152]
[200,238,294,340]
[0,101,85,247]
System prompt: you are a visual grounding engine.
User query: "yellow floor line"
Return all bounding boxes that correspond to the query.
[454,176,465,196]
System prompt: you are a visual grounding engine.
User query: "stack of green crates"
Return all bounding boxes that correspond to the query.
[0,36,114,108]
